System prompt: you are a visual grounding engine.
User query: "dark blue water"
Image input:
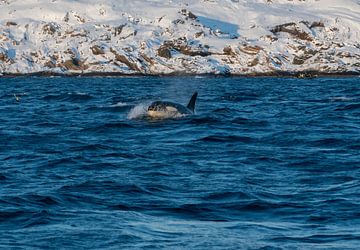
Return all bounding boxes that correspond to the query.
[1,76,359,249]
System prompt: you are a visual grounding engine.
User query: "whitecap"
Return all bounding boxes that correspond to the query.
[110,102,128,107]
[330,96,353,102]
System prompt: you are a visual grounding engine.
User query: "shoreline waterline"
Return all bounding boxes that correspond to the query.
[1,70,359,78]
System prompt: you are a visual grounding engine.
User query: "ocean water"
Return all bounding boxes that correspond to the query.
[0,76,359,249]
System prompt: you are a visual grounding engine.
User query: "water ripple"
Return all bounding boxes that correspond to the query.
[0,76,359,249]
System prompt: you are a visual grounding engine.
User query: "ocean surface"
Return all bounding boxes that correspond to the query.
[0,76,359,249]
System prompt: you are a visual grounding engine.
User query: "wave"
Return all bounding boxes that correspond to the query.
[197,135,254,143]
[330,96,354,102]
[0,194,60,208]
[0,207,52,229]
[0,210,32,224]
[42,92,93,102]
[69,144,115,152]
[202,191,253,201]
[25,195,60,206]
[335,103,360,111]
[86,102,133,112]
[347,144,360,150]
[190,116,223,125]
[309,138,348,147]
[213,107,239,114]
[221,92,260,102]
[231,117,269,127]
[1,76,360,248]
[59,181,150,195]
[109,102,129,107]
[271,234,360,244]
[80,122,133,133]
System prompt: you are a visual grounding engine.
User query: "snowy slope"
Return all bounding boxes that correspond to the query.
[0,0,359,75]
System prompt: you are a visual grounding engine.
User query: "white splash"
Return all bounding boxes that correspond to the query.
[127,103,150,119]
[110,102,128,107]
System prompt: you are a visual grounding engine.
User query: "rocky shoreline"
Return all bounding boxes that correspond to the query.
[1,70,359,78]
[1,0,359,76]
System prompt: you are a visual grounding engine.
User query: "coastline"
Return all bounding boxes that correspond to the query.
[1,70,359,78]
[1,1,359,81]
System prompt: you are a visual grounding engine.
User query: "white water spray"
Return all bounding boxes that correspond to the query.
[127,102,150,119]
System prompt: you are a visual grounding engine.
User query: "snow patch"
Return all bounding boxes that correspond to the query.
[0,0,359,75]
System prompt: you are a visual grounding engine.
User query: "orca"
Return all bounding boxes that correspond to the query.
[147,92,198,119]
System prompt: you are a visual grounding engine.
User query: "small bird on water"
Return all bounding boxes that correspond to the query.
[14,93,20,102]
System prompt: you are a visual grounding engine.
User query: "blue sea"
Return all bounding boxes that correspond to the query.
[0,76,359,249]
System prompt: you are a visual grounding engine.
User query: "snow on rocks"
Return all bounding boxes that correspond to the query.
[0,0,359,75]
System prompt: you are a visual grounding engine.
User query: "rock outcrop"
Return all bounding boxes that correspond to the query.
[0,0,359,76]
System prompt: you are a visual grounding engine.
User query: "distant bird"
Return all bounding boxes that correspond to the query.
[14,93,20,102]
[147,92,198,119]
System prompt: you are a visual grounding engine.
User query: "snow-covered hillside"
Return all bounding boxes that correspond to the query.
[0,0,359,75]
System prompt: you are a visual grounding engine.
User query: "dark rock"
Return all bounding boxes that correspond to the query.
[293,56,305,65]
[44,60,56,68]
[188,11,197,20]
[110,48,140,71]
[62,58,88,70]
[140,53,155,65]
[173,19,185,25]
[158,38,211,58]
[310,21,325,29]
[248,57,259,67]
[0,53,7,62]
[43,23,58,35]
[239,45,262,55]
[6,21,17,26]
[194,31,204,38]
[271,22,313,41]
[90,45,105,55]
[157,46,172,59]
[114,24,126,36]
[180,9,197,20]
[177,45,211,57]
[223,46,235,56]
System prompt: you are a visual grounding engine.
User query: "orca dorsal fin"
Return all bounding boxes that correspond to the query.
[186,92,198,112]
